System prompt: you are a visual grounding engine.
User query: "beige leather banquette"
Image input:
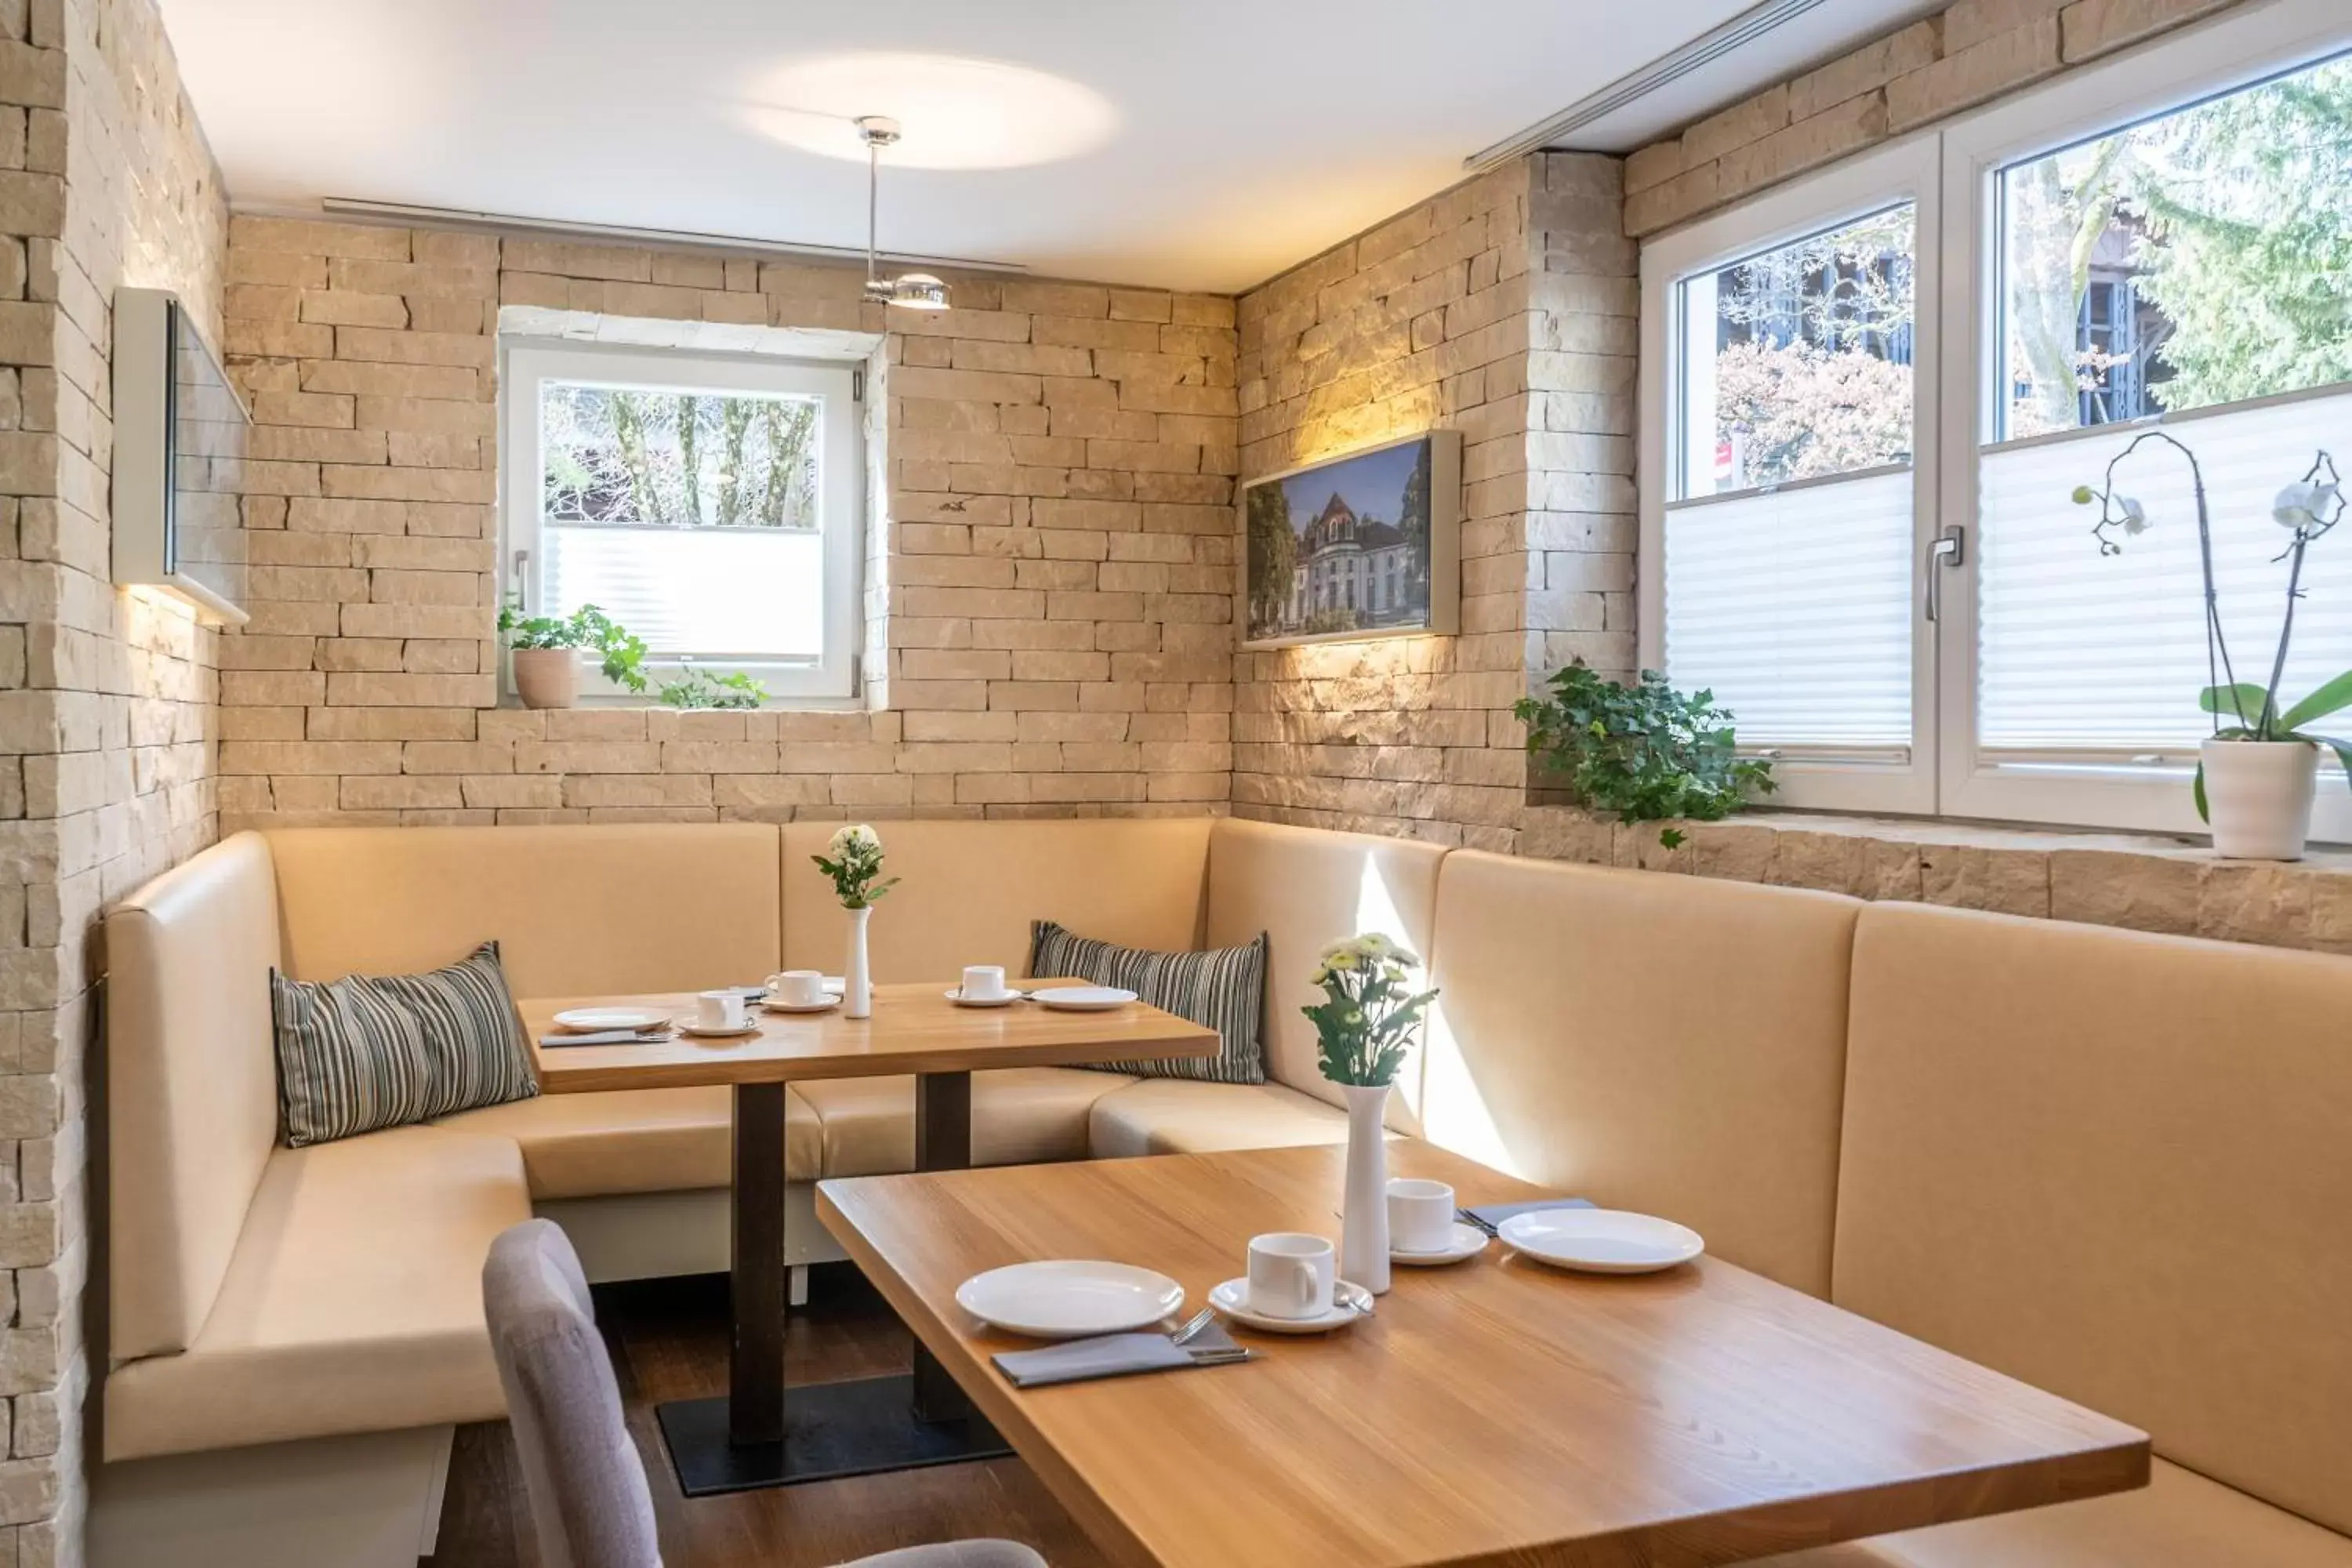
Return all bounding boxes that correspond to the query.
[101,816,1445,1468]
[100,820,2352,1567]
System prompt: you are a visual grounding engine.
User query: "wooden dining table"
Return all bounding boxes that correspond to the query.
[817,1140,2151,1568]
[520,982,1221,1496]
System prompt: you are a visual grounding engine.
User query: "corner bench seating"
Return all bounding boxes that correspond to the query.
[97,816,2351,1568]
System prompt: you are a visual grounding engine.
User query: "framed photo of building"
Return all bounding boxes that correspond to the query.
[1240,430,1461,649]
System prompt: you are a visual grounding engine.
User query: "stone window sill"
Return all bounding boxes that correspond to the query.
[1518,805,2352,954]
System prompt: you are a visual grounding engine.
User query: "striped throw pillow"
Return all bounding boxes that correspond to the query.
[1028,920,1268,1084]
[270,941,539,1147]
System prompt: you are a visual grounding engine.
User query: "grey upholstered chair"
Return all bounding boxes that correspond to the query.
[484,1219,1046,1568]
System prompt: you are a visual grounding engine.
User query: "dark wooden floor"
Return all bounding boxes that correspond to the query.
[426,1265,1109,1568]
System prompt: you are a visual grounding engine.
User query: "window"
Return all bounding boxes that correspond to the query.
[502,341,863,702]
[1643,140,1942,812]
[1640,0,2352,834]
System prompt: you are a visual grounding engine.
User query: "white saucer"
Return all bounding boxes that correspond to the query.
[763,997,839,1014]
[1207,1277,1374,1334]
[1392,1222,1490,1266]
[944,989,1021,1007]
[1498,1209,1704,1274]
[955,1260,1185,1339]
[1031,985,1138,1012]
[677,1021,760,1039]
[550,1006,669,1033]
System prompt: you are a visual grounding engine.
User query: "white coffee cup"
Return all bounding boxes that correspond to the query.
[695,990,750,1031]
[1388,1177,1457,1254]
[960,964,1010,1002]
[767,970,827,1007]
[1245,1232,1336,1319]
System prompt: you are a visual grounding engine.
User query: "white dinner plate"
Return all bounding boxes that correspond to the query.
[1392,1221,1490,1266]
[1030,985,1138,1012]
[1497,1209,1704,1274]
[677,1022,760,1039]
[944,988,1021,1007]
[763,998,839,1014]
[551,1007,670,1033]
[1207,1277,1374,1334]
[954,1260,1185,1339]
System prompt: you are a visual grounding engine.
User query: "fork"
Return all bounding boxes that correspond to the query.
[1168,1306,1216,1346]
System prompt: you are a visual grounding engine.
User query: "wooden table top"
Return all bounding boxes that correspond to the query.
[520,982,1223,1092]
[817,1142,2149,1568]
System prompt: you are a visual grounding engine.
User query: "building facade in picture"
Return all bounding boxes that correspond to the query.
[1243,430,1460,648]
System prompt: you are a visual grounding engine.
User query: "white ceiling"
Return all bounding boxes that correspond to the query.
[158,0,1922,295]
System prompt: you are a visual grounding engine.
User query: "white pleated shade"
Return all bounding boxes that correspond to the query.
[1978,390,2352,753]
[1662,467,1915,750]
[543,524,826,662]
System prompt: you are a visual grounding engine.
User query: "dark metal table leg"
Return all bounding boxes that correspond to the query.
[728,1081,788,1446]
[911,1071,975,1423]
[655,1069,1009,1494]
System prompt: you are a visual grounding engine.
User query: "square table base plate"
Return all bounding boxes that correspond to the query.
[655,1375,1012,1496]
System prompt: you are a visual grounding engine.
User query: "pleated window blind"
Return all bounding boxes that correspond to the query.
[1978,388,2352,755]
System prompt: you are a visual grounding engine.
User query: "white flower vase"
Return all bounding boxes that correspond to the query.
[844,906,873,1018]
[2202,738,2318,860]
[1338,1080,1392,1296]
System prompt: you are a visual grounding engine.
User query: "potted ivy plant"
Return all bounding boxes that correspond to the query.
[497,601,648,710]
[2077,437,2348,859]
[1512,663,1775,848]
[657,665,768,710]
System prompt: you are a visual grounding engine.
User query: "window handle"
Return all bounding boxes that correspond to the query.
[511,547,530,613]
[1924,525,1965,622]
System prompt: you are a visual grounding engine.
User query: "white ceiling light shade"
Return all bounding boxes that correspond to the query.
[858,118,950,311]
[742,52,1120,170]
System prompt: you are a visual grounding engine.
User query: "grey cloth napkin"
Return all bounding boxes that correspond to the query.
[993,1320,1243,1388]
[1465,1196,1594,1231]
[539,1029,662,1047]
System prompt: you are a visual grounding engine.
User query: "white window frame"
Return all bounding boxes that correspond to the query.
[1639,136,1944,815]
[500,339,864,704]
[1936,0,2352,840]
[1639,0,2352,836]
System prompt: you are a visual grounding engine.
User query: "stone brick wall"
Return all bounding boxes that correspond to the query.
[1525,806,2352,953]
[0,0,227,1558]
[1231,154,1635,852]
[216,224,1238,828]
[1623,0,2244,235]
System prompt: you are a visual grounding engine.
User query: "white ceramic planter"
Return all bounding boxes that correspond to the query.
[2201,738,2318,860]
[510,647,580,710]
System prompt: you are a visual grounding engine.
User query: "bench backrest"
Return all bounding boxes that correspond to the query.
[107,832,283,1363]
[1834,902,2352,1536]
[779,818,1213,982]
[1425,851,1859,1295]
[1206,818,1446,1123]
[265,824,782,995]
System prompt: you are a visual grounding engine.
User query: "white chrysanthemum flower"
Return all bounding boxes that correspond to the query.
[829,823,880,856]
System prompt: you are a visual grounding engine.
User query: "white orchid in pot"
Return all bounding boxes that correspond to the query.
[1305,934,1438,1295]
[2075,436,2350,858]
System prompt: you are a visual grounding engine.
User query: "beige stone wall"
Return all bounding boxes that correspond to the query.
[1231,154,1635,852]
[1524,806,2352,953]
[215,224,1238,828]
[1624,0,2244,235]
[0,0,227,1558]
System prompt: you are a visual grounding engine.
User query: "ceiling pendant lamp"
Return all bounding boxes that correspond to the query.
[858,116,949,312]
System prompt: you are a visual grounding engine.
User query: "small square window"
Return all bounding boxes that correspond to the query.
[502,340,864,702]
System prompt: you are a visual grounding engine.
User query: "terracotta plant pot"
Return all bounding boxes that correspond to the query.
[2201,737,2318,860]
[510,647,581,710]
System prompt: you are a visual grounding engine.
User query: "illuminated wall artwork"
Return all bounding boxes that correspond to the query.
[1242,430,1459,650]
